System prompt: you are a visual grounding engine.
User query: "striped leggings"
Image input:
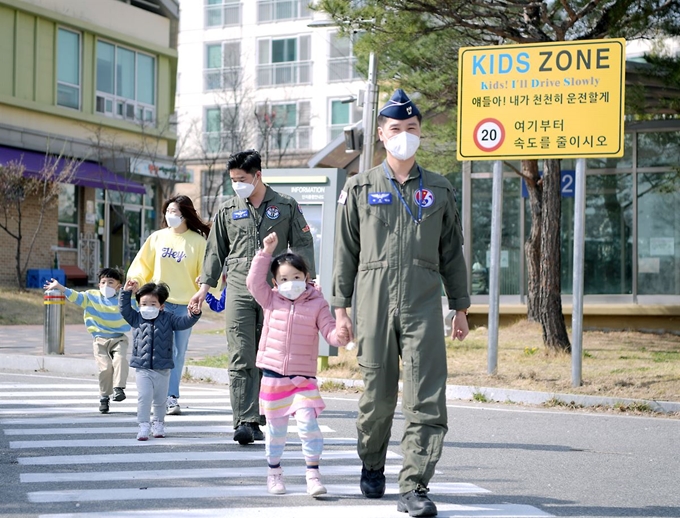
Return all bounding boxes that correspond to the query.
[266,407,323,466]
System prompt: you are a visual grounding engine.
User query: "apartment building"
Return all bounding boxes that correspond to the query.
[0,0,180,286]
[175,0,364,217]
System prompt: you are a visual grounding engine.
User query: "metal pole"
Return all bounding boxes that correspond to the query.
[487,160,503,375]
[43,289,65,355]
[359,51,378,173]
[571,157,586,387]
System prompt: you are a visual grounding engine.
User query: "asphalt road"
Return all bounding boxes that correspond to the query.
[0,371,678,518]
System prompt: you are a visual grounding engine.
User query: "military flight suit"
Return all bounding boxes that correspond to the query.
[201,185,316,428]
[332,162,469,493]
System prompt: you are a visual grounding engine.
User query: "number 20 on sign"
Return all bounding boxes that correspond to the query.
[456,39,625,160]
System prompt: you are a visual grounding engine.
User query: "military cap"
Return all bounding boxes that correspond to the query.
[378,89,421,120]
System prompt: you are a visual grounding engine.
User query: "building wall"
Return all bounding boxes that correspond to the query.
[0,0,179,287]
[0,194,57,287]
[176,0,364,205]
[0,0,177,152]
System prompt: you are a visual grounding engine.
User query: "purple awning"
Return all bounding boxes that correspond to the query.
[0,145,147,195]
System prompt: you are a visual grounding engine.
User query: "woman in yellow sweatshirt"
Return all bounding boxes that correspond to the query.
[127,195,211,415]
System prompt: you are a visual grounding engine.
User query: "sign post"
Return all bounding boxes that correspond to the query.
[456,39,626,385]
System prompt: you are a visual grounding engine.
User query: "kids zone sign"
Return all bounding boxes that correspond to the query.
[456,39,625,160]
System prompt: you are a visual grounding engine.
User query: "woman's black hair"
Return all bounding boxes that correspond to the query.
[161,195,212,238]
[98,267,123,283]
[270,252,310,279]
[135,282,170,305]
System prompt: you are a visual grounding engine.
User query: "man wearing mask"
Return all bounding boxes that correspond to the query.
[190,149,316,445]
[332,90,470,517]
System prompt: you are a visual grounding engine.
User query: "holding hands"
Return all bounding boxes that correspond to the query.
[124,279,139,293]
[262,232,278,255]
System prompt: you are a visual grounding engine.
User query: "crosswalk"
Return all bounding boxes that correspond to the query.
[1,379,553,517]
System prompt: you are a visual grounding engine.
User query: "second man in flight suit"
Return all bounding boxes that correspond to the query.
[191,149,316,445]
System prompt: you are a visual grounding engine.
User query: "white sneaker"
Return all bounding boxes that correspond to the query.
[166,396,181,415]
[137,422,150,441]
[267,467,286,495]
[306,468,327,497]
[151,420,165,438]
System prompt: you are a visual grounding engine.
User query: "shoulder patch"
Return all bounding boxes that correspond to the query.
[265,206,280,220]
[414,189,435,208]
[338,190,348,205]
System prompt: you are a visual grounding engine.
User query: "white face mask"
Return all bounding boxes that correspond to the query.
[139,306,160,320]
[233,176,259,199]
[165,213,183,228]
[277,280,306,301]
[384,131,420,161]
[100,285,117,298]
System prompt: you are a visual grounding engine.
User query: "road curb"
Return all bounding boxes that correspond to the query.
[2,353,678,414]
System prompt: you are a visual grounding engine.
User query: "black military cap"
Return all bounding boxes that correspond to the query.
[378,89,421,120]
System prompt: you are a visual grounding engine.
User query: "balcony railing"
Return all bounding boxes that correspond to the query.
[260,126,311,151]
[204,131,243,154]
[327,57,362,83]
[257,0,310,22]
[204,68,241,91]
[256,61,311,88]
[206,2,241,27]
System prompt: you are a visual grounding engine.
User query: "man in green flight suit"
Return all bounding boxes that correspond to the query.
[332,90,470,517]
[190,149,316,445]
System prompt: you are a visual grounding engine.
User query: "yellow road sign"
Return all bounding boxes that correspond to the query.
[457,39,625,160]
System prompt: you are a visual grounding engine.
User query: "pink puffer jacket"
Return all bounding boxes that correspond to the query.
[246,251,342,377]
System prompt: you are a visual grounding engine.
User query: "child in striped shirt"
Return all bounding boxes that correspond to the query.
[44,268,130,414]
[246,232,349,497]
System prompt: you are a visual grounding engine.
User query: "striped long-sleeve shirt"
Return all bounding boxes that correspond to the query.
[64,288,131,338]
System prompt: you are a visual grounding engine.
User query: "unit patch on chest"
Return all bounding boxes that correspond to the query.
[232,209,250,220]
[265,206,281,219]
[414,189,435,208]
[368,192,393,205]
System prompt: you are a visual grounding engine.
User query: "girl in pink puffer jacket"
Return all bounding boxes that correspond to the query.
[246,232,349,498]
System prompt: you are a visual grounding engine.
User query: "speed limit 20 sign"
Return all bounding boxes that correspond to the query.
[456,39,625,160]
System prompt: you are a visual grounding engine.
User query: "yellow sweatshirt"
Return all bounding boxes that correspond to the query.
[127,228,207,305]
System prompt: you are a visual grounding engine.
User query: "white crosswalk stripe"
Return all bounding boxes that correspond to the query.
[2,381,553,518]
[38,505,553,518]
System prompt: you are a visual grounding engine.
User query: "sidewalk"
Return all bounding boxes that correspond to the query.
[1,318,678,414]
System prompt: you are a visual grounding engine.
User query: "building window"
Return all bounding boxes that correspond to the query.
[257,0,310,23]
[257,36,311,88]
[95,41,156,123]
[205,0,241,27]
[638,171,680,296]
[205,42,241,91]
[471,174,521,295]
[329,99,362,141]
[256,101,311,151]
[328,32,361,83]
[58,184,79,249]
[56,28,81,110]
[204,106,242,154]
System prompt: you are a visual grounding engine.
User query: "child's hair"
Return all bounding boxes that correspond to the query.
[270,252,310,279]
[135,282,170,305]
[98,267,123,283]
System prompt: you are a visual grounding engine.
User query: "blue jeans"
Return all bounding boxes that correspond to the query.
[164,302,193,399]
